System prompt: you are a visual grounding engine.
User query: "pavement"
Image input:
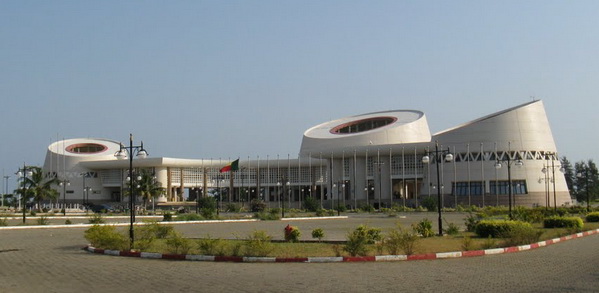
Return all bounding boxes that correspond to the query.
[1,212,598,292]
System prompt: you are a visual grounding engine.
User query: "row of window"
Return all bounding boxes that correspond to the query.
[452,180,528,196]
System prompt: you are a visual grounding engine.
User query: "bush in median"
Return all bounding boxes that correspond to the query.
[585,212,599,223]
[474,220,532,238]
[543,216,583,229]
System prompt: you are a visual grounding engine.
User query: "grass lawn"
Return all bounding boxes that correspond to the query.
[134,222,599,257]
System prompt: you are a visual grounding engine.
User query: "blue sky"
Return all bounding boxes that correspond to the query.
[1,1,598,189]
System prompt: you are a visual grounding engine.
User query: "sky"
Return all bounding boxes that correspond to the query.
[1,1,598,190]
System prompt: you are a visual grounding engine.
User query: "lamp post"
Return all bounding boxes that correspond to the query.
[542,154,564,212]
[277,180,289,218]
[495,154,523,220]
[577,169,591,212]
[194,185,201,214]
[422,141,454,236]
[17,164,34,224]
[83,186,92,207]
[115,134,148,250]
[3,175,9,208]
[373,161,384,210]
[59,180,70,216]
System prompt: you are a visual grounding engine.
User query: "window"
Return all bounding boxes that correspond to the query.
[490,180,527,195]
[452,181,484,196]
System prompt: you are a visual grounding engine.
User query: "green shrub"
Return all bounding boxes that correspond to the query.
[585,212,599,222]
[198,197,217,219]
[225,203,241,213]
[500,224,543,247]
[250,199,267,212]
[384,226,419,255]
[461,236,474,251]
[359,204,375,213]
[419,196,437,212]
[303,197,320,212]
[176,213,203,221]
[137,221,174,239]
[474,220,532,238]
[88,214,105,224]
[335,204,347,213]
[162,212,173,222]
[165,231,192,254]
[464,213,483,232]
[391,204,415,212]
[254,209,281,221]
[343,225,382,257]
[197,235,225,256]
[512,206,545,223]
[316,209,335,217]
[284,225,301,242]
[30,210,37,216]
[244,230,273,257]
[480,236,497,249]
[412,218,434,238]
[543,216,584,230]
[65,219,72,225]
[0,217,7,226]
[84,225,127,250]
[443,220,460,236]
[36,216,50,225]
[311,228,325,242]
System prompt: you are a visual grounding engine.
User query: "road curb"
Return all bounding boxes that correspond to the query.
[83,228,599,263]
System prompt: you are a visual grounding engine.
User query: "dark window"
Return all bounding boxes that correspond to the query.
[490,180,527,195]
[452,181,484,196]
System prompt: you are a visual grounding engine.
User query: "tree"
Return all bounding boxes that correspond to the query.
[574,160,599,204]
[561,156,575,195]
[15,166,59,211]
[126,169,165,210]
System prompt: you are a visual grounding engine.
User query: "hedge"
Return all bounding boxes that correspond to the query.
[586,212,599,223]
[543,216,583,229]
[474,220,532,238]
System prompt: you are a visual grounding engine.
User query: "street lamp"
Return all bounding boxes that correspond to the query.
[3,175,9,208]
[542,155,564,213]
[16,164,33,224]
[277,180,289,218]
[577,169,591,212]
[495,155,523,219]
[83,186,92,207]
[59,180,70,216]
[422,141,454,236]
[373,161,384,210]
[115,134,148,250]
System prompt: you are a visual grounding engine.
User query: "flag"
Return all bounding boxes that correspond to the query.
[220,159,239,173]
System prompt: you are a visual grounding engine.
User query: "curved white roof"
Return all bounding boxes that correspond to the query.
[47,138,122,158]
[300,110,431,156]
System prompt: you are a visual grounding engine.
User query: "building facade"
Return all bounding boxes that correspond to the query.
[42,100,572,209]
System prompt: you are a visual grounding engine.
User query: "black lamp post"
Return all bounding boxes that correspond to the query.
[16,164,33,224]
[495,154,523,220]
[194,185,201,214]
[277,180,289,218]
[422,141,454,236]
[2,175,9,208]
[541,153,563,213]
[59,179,70,216]
[115,134,148,250]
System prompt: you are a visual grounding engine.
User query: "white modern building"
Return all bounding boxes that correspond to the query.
[42,100,571,209]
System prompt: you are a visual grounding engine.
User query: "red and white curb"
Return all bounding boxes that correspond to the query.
[84,228,599,263]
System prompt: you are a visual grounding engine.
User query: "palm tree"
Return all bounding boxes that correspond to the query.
[126,169,165,210]
[16,166,59,212]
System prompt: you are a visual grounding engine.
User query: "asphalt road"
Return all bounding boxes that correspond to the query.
[1,213,598,293]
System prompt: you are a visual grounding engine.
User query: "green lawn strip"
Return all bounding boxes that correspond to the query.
[131,222,599,257]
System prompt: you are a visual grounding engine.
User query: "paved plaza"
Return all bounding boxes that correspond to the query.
[1,213,598,292]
